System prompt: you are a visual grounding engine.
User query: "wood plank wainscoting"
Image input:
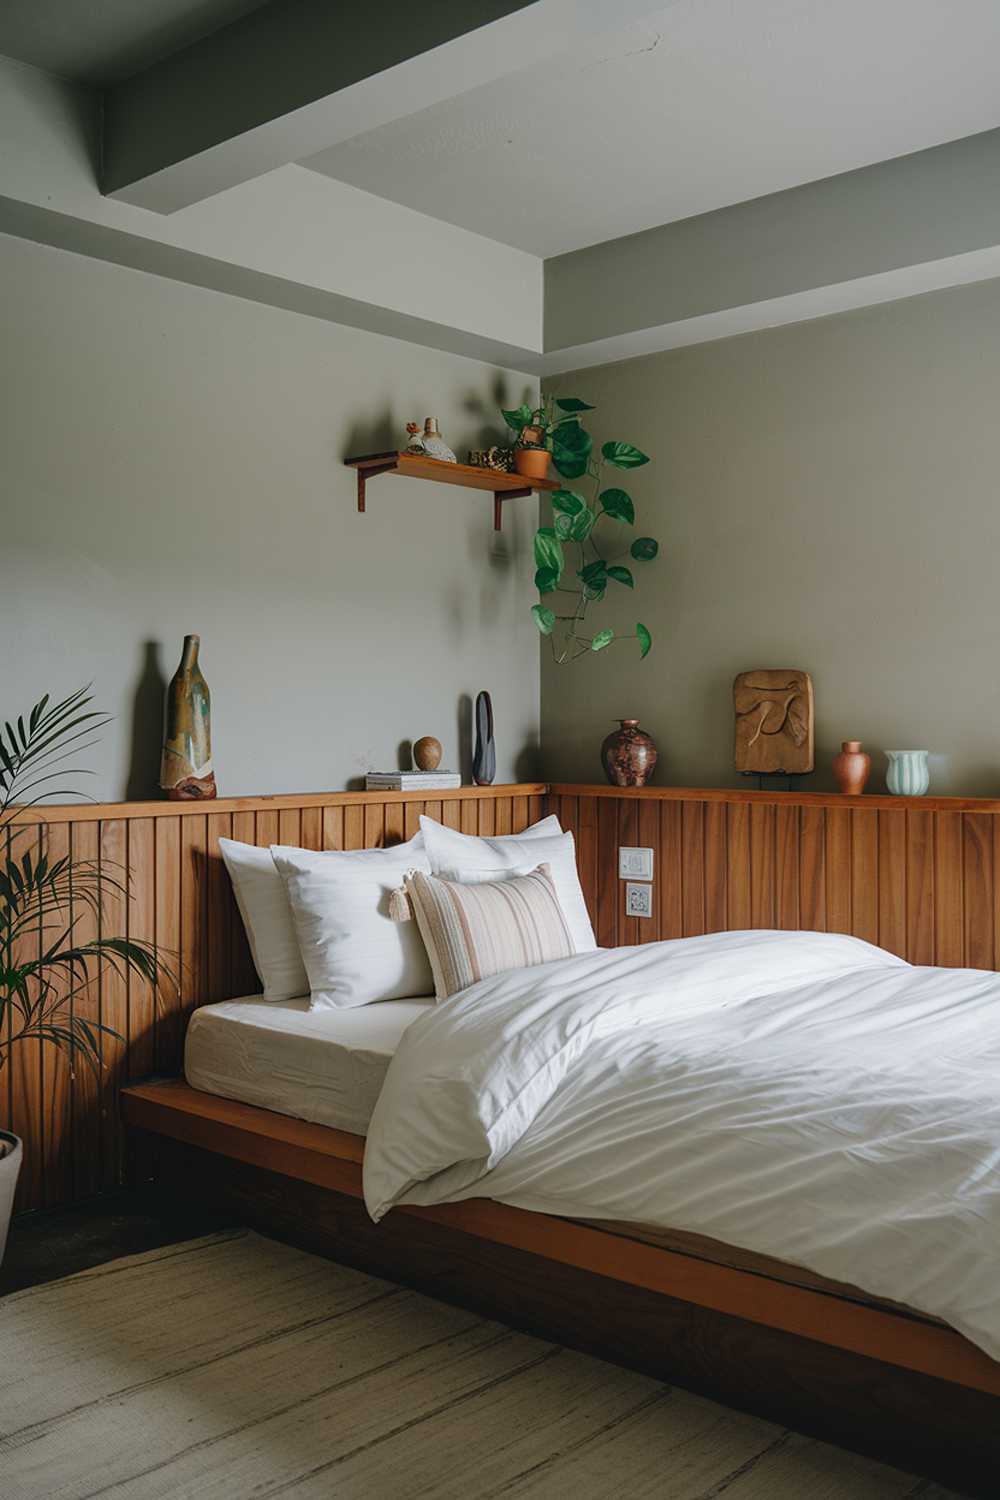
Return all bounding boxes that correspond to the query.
[4,785,545,1214]
[549,784,1000,968]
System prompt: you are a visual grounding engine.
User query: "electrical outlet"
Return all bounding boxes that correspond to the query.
[619,846,654,880]
[626,882,653,918]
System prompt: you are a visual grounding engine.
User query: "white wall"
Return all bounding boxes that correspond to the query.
[1,233,541,800]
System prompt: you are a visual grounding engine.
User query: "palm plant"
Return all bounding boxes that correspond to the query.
[1,687,169,1081]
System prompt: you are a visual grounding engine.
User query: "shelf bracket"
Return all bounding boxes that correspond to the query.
[494,486,531,531]
[356,460,398,513]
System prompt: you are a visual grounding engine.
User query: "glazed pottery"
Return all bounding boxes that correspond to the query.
[413,735,442,771]
[514,446,550,482]
[832,740,871,795]
[160,634,217,800]
[601,719,658,787]
[420,418,456,463]
[886,749,930,797]
[0,1131,22,1266]
[472,691,496,786]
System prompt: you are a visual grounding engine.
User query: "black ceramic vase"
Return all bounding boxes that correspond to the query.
[472,691,496,786]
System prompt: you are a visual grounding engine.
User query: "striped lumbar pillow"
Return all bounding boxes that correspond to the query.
[403,863,573,1000]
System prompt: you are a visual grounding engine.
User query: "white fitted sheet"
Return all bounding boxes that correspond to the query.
[184,994,434,1135]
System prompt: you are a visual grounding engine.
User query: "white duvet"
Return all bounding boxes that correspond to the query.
[364,930,1000,1360]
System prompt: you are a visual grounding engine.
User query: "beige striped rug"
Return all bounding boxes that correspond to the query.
[0,1228,960,1499]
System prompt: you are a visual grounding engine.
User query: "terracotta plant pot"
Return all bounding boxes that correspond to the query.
[832,740,871,795]
[601,719,658,787]
[0,1131,22,1266]
[514,447,550,482]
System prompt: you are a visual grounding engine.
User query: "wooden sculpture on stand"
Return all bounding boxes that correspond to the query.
[733,669,814,776]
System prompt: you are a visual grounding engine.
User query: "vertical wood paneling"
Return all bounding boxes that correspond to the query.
[963,813,994,969]
[343,805,365,850]
[127,819,157,1084]
[726,803,751,930]
[278,809,301,848]
[596,798,618,948]
[637,798,661,944]
[576,795,598,929]
[206,813,232,1009]
[41,822,72,1208]
[659,802,683,940]
[775,805,800,930]
[528,793,544,827]
[255,810,279,851]
[8,823,43,1209]
[364,802,385,848]
[384,802,405,846]
[424,799,445,830]
[476,799,495,836]
[442,801,461,831]
[878,811,907,957]
[154,817,182,1074]
[321,805,344,850]
[681,802,705,936]
[71,820,103,1200]
[934,812,964,967]
[799,807,826,931]
[300,807,323,850]
[404,801,423,841]
[825,808,852,934]
[703,803,727,933]
[460,800,477,836]
[749,803,775,929]
[906,811,935,965]
[851,810,879,946]
[100,819,129,1190]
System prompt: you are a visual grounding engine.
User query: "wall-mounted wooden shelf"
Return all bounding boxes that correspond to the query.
[345,450,560,530]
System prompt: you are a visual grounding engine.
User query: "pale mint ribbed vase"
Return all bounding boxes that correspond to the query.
[885,750,930,796]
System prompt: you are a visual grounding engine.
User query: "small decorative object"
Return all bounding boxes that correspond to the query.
[832,740,871,795]
[601,719,658,787]
[404,422,425,454]
[513,394,659,663]
[420,417,456,463]
[886,750,930,796]
[160,634,216,800]
[468,445,515,473]
[733,670,814,775]
[472,690,496,786]
[413,735,442,771]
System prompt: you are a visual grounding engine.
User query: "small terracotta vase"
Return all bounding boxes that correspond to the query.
[601,719,658,787]
[832,740,870,796]
[514,447,550,482]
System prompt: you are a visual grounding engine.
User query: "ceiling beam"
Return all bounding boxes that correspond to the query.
[102,0,664,214]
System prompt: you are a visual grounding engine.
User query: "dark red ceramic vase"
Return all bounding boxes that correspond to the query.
[601,719,658,787]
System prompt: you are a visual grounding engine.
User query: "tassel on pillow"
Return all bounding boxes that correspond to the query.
[388,877,416,922]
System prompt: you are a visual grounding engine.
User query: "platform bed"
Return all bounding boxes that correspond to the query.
[124,1078,1000,1497]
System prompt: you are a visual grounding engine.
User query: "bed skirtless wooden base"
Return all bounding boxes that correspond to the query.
[123,1079,1000,1497]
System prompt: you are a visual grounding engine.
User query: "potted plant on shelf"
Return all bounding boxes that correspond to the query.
[0,688,170,1262]
[503,394,596,482]
[518,395,663,785]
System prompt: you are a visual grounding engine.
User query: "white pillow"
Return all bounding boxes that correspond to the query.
[419,817,596,953]
[219,833,423,1002]
[271,842,434,1009]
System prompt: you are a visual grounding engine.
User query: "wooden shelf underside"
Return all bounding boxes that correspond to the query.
[345,451,559,530]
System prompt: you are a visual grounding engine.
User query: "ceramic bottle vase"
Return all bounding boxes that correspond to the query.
[160,634,217,800]
[472,691,496,786]
[831,740,871,795]
[601,719,658,787]
[886,750,930,797]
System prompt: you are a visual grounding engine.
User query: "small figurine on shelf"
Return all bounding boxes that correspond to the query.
[420,418,457,463]
[404,422,425,454]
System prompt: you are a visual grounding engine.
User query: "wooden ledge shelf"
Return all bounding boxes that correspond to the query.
[346,450,560,530]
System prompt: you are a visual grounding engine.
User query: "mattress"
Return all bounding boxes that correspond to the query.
[184,994,434,1135]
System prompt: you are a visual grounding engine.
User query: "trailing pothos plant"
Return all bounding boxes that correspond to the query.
[0,687,172,1086]
[504,395,659,663]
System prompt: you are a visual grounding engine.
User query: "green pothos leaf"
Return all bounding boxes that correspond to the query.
[602,440,649,469]
[550,489,585,516]
[599,489,634,523]
[607,565,634,588]
[630,536,659,561]
[532,604,556,635]
[591,628,615,652]
[636,622,652,658]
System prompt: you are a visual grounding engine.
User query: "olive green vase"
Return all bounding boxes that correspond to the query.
[160,634,217,800]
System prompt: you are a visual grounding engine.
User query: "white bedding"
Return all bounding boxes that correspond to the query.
[184,994,433,1134]
[363,930,1000,1361]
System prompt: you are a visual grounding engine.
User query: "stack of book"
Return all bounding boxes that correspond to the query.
[365,770,462,791]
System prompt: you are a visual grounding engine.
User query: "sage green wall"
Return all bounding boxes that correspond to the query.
[542,277,1000,795]
[0,232,540,800]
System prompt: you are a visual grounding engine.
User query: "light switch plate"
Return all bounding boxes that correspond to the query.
[626,882,654,918]
[619,846,654,880]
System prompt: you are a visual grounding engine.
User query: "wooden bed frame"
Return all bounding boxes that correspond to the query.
[14,781,1000,1492]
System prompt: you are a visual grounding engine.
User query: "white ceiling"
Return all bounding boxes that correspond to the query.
[0,0,266,84]
[305,0,1000,257]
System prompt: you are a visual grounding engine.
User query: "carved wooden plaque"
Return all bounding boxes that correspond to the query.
[734,669,815,775]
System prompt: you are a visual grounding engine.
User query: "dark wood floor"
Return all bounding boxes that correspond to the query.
[0,1184,239,1296]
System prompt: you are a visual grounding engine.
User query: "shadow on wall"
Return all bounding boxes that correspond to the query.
[125,640,166,800]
